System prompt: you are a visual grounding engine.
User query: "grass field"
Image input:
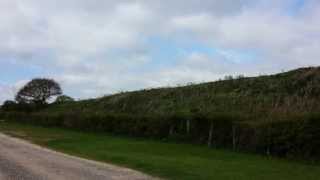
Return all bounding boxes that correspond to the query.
[0,122,319,180]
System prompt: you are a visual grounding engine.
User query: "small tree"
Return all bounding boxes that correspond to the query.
[15,78,62,105]
[1,100,17,111]
[55,95,75,104]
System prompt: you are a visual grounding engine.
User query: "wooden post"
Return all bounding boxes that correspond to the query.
[208,121,214,147]
[169,125,174,136]
[232,124,236,151]
[186,119,190,134]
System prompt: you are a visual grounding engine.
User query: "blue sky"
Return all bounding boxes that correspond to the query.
[0,0,319,103]
[288,0,306,15]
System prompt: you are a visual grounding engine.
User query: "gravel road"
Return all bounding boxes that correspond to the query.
[0,133,155,180]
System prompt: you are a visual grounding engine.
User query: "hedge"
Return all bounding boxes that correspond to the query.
[0,111,319,161]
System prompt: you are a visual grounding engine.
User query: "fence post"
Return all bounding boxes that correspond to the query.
[186,119,190,134]
[208,121,214,147]
[232,124,237,151]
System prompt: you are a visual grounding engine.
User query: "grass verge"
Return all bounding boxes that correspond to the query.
[0,121,319,180]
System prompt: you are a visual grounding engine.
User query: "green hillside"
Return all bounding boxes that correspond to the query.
[48,67,320,117]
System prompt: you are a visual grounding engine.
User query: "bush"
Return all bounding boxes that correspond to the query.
[1,100,17,111]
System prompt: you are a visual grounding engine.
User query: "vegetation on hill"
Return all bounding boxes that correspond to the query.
[1,67,320,160]
[45,67,320,115]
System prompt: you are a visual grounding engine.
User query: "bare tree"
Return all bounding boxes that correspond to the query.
[15,78,62,105]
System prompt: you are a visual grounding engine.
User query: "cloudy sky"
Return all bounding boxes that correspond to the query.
[0,0,319,103]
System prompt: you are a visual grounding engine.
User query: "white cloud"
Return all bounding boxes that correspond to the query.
[170,0,320,67]
[0,0,320,104]
[0,80,28,103]
[0,85,14,103]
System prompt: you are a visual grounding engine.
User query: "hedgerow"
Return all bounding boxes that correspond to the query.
[1,111,319,161]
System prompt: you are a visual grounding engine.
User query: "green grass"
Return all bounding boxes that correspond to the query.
[0,122,319,180]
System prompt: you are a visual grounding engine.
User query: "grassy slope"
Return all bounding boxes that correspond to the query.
[1,122,319,180]
[47,67,320,120]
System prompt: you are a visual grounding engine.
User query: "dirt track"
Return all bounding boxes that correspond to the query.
[0,133,154,180]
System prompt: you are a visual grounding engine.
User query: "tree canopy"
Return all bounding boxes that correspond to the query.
[15,78,62,105]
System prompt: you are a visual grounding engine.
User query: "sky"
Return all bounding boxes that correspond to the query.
[0,0,319,103]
